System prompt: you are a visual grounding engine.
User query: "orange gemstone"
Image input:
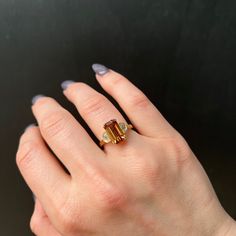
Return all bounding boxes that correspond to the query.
[104,119,126,144]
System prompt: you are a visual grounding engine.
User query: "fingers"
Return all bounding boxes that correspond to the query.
[18,126,98,236]
[31,96,105,174]
[30,198,62,236]
[16,125,70,214]
[92,64,176,139]
[62,81,139,152]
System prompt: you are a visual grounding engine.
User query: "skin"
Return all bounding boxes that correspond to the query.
[16,68,236,236]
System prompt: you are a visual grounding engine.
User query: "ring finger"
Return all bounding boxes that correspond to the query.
[62,81,140,154]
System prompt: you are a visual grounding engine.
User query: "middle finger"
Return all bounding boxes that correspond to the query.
[32,96,105,175]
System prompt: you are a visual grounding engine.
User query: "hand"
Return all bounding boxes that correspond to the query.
[16,64,236,236]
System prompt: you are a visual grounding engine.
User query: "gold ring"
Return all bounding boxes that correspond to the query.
[99,119,133,148]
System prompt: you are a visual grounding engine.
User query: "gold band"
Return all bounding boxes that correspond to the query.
[99,119,133,148]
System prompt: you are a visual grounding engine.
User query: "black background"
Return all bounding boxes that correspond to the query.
[0,0,235,235]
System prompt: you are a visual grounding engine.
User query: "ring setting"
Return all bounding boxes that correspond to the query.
[99,119,133,148]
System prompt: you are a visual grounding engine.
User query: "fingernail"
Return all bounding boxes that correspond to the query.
[24,123,36,132]
[61,80,75,90]
[92,63,109,76]
[32,94,45,105]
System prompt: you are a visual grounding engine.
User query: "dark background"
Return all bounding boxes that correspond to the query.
[0,0,235,235]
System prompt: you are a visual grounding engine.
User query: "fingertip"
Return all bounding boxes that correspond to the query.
[32,94,45,105]
[61,80,75,91]
[24,123,37,133]
[92,63,110,76]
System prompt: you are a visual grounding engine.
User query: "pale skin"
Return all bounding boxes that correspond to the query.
[16,66,236,236]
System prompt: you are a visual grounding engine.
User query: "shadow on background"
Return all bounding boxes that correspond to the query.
[0,0,235,235]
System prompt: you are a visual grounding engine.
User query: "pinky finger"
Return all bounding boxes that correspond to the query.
[30,198,62,236]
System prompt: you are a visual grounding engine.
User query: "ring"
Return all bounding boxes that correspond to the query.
[99,119,133,148]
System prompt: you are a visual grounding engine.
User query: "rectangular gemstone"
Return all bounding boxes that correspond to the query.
[104,119,125,144]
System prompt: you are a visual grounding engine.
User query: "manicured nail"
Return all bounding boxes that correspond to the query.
[24,123,36,132]
[61,80,75,90]
[92,63,109,76]
[32,94,45,105]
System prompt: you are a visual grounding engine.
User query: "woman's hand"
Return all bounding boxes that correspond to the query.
[16,65,236,236]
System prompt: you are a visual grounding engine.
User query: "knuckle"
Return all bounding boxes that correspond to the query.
[16,141,37,169]
[97,184,128,210]
[165,136,192,165]
[127,147,160,183]
[129,92,150,109]
[80,95,106,117]
[40,111,70,138]
[108,74,124,86]
[57,205,79,235]
[87,168,128,210]
[139,158,159,182]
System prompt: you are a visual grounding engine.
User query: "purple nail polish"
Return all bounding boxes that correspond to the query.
[61,80,75,90]
[24,123,36,132]
[32,94,45,105]
[92,63,109,76]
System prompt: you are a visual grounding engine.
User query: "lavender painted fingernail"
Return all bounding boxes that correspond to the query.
[32,94,45,105]
[24,123,36,132]
[61,80,75,90]
[92,63,109,76]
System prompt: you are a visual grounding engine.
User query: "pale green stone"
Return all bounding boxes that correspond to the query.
[102,132,111,143]
[119,122,128,132]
